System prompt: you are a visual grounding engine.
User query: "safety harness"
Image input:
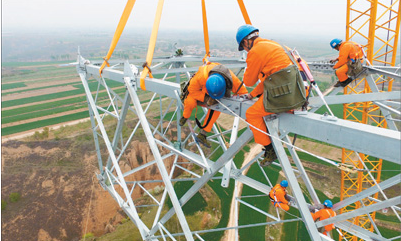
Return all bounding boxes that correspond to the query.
[269,185,285,207]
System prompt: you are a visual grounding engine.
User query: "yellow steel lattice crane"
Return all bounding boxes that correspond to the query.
[340,0,400,240]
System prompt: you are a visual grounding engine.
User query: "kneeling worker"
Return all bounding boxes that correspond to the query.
[179,62,248,147]
[330,38,364,87]
[311,199,337,236]
[269,180,292,211]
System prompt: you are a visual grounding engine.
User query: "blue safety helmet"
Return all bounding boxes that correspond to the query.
[206,73,226,100]
[236,24,259,51]
[330,38,342,49]
[323,199,333,208]
[280,180,288,188]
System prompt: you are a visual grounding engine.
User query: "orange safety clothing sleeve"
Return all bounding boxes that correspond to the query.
[243,38,292,98]
[183,63,248,131]
[333,41,363,69]
[246,95,273,146]
[311,208,337,235]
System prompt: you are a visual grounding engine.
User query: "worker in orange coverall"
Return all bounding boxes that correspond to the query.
[311,199,337,236]
[236,24,304,166]
[329,38,364,87]
[179,62,248,147]
[269,180,292,211]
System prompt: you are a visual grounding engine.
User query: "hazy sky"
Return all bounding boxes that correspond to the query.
[2,0,347,37]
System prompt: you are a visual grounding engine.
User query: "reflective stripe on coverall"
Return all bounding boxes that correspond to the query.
[183,63,248,132]
[311,208,337,236]
[243,38,293,146]
[269,184,290,211]
[333,41,364,82]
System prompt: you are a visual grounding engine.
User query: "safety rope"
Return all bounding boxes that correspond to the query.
[83,174,96,241]
[99,0,136,76]
[237,0,252,24]
[215,99,361,173]
[140,0,164,90]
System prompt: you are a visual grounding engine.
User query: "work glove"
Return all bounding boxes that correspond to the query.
[329,59,337,64]
[284,194,292,202]
[240,94,252,100]
[204,95,218,106]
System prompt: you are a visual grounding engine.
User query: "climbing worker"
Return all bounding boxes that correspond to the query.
[235,24,306,166]
[329,38,364,87]
[179,62,248,147]
[269,180,292,211]
[311,199,337,236]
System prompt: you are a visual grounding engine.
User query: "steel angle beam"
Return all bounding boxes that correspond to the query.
[308,91,401,107]
[148,129,253,236]
[333,174,401,211]
[317,196,401,227]
[152,63,246,75]
[278,112,401,164]
[365,66,401,81]
[266,117,322,240]
[336,221,389,241]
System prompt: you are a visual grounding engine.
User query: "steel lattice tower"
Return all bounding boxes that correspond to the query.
[72,1,401,240]
[341,0,401,240]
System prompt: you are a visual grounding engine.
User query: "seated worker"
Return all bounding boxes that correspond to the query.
[179,62,248,147]
[236,25,306,166]
[311,199,337,236]
[329,38,364,87]
[269,180,292,211]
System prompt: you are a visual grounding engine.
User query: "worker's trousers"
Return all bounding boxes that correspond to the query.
[335,64,349,82]
[246,94,273,146]
[271,201,290,211]
[183,94,220,132]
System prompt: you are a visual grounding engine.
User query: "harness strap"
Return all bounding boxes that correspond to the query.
[195,110,215,129]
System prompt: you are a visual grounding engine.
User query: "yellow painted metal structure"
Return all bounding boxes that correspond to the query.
[341,0,400,240]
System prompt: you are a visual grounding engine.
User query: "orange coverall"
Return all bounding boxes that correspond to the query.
[269,184,290,211]
[183,63,248,132]
[311,208,337,236]
[243,38,293,146]
[333,41,364,82]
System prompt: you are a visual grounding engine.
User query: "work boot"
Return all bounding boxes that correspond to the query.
[196,130,211,148]
[260,144,277,166]
[334,81,342,87]
[341,77,353,87]
[179,117,187,126]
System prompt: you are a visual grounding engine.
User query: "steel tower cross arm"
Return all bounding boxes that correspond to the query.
[265,117,323,241]
[278,112,401,164]
[148,129,254,237]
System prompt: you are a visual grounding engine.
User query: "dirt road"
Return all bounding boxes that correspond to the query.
[223,144,262,241]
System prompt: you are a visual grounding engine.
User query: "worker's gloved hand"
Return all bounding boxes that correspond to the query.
[246,93,253,100]
[240,94,252,100]
[284,194,292,202]
[329,59,337,64]
[204,95,218,106]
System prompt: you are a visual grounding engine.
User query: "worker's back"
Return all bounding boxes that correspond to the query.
[312,208,336,232]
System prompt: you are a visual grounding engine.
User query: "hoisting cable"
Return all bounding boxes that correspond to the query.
[99,0,137,76]
[140,0,165,91]
[237,0,252,24]
[215,99,360,174]
[201,0,210,63]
